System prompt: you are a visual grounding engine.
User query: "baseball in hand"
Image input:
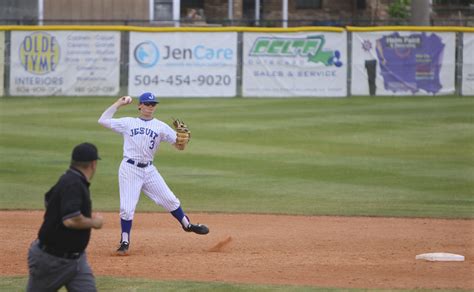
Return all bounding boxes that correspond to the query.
[122,96,132,104]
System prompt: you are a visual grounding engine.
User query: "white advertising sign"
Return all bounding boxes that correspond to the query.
[462,33,474,96]
[128,32,237,97]
[9,31,120,96]
[351,31,455,96]
[0,31,4,96]
[242,32,347,97]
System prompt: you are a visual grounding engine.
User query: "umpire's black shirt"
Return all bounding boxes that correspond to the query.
[38,167,92,253]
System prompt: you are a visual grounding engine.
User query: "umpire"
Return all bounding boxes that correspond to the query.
[27,142,104,292]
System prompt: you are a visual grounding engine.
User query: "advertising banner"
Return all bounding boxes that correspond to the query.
[351,31,455,96]
[9,31,120,96]
[242,32,347,97]
[128,32,237,97]
[462,33,474,96]
[0,31,4,96]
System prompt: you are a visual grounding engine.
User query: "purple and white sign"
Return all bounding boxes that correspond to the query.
[352,31,455,96]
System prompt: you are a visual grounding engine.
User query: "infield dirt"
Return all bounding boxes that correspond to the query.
[1,211,473,290]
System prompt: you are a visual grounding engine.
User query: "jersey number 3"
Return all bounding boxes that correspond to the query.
[149,140,155,149]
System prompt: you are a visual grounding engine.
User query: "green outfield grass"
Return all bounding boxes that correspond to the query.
[0,276,464,292]
[0,95,473,291]
[0,96,473,218]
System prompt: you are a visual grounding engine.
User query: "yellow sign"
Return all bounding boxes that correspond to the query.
[19,32,60,75]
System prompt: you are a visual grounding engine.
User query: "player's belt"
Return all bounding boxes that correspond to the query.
[38,241,83,259]
[126,159,152,168]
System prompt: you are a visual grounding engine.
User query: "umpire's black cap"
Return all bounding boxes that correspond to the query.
[72,142,101,162]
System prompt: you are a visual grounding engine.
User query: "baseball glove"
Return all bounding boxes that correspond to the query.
[172,118,191,145]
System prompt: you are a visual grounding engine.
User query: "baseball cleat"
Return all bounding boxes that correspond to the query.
[116,241,129,256]
[184,223,209,235]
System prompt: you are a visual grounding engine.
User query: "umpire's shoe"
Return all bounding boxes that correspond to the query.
[184,223,209,235]
[116,241,129,256]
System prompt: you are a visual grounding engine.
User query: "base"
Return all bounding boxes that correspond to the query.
[416,252,465,262]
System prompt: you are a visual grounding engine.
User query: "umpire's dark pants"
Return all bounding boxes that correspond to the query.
[27,240,97,292]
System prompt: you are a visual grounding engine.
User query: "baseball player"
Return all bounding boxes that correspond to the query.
[98,92,209,256]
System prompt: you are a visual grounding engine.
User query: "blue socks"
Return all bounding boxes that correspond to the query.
[171,206,190,228]
[120,207,190,242]
[120,219,132,243]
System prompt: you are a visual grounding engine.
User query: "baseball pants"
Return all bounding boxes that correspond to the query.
[27,240,96,292]
[118,160,181,221]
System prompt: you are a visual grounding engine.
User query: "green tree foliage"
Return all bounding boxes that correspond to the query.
[388,0,411,19]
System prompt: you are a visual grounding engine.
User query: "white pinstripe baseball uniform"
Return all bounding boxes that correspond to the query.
[99,113,181,218]
[98,93,209,255]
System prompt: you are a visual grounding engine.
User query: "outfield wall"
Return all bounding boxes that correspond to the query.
[0,25,473,97]
[0,31,4,97]
[463,32,474,96]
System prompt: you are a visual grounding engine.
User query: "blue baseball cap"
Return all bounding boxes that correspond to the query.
[139,92,159,104]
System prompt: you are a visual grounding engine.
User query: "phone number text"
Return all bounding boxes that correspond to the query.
[133,74,232,86]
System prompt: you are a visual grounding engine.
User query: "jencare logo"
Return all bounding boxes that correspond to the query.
[249,35,342,67]
[20,32,60,74]
[134,41,159,68]
[134,41,233,67]
[161,45,233,61]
